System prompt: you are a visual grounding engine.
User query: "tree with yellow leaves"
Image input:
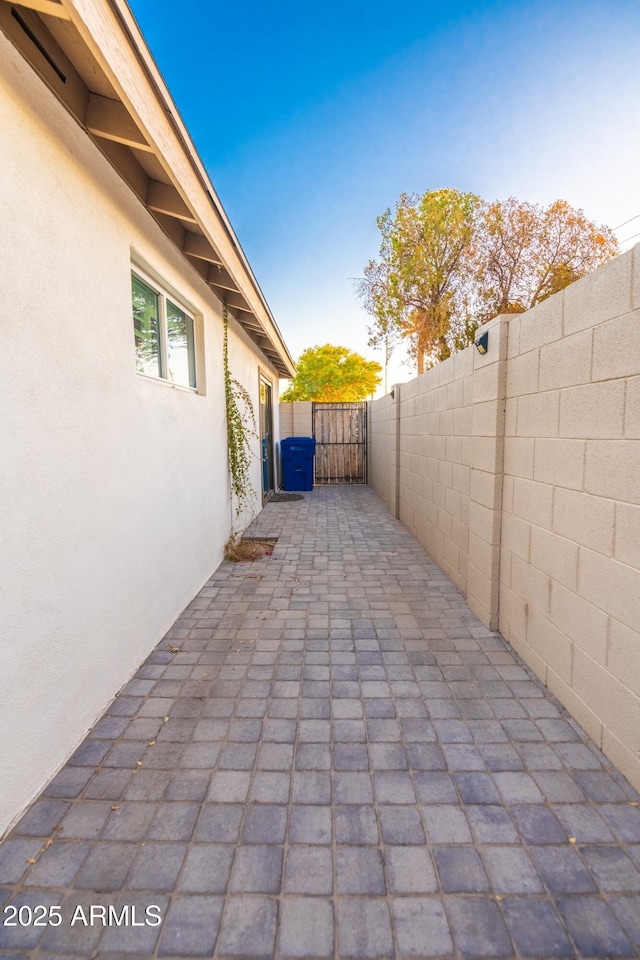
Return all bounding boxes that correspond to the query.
[359,191,618,374]
[360,189,481,374]
[477,197,618,319]
[281,344,382,402]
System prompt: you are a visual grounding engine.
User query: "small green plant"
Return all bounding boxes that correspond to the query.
[223,303,258,528]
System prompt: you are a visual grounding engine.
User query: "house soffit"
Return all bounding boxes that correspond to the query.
[0,0,296,378]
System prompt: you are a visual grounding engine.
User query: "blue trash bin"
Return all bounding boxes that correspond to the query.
[281,437,316,491]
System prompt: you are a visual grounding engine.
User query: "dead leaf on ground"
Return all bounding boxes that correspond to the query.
[224,538,276,563]
[26,835,55,865]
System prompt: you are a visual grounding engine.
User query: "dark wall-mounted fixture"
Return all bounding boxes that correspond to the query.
[390,389,395,399]
[475,331,489,355]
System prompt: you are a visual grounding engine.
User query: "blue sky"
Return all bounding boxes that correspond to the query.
[129,0,640,389]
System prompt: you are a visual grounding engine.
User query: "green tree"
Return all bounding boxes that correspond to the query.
[360,260,402,394]
[359,191,619,374]
[359,189,481,374]
[281,344,382,401]
[476,197,619,320]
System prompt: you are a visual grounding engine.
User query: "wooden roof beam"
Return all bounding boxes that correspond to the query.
[4,0,70,19]
[147,179,197,223]
[182,232,222,265]
[245,331,283,368]
[85,93,152,151]
[225,291,252,313]
[207,264,238,293]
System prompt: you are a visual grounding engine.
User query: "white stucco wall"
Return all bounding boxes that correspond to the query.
[0,34,279,835]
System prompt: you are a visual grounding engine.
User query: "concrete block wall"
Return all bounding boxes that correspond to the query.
[368,244,640,789]
[278,402,313,489]
[280,401,313,440]
[500,244,640,789]
[369,314,508,628]
[398,365,470,599]
[466,318,508,628]
[368,392,398,515]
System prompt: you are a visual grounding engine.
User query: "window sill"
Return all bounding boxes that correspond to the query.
[136,372,198,394]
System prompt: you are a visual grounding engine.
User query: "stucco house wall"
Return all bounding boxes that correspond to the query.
[0,26,283,835]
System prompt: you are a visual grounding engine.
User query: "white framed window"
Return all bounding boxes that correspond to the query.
[131,270,197,389]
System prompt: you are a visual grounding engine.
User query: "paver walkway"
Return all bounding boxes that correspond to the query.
[2,486,640,959]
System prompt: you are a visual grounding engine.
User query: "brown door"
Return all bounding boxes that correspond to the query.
[313,402,367,484]
[259,376,274,497]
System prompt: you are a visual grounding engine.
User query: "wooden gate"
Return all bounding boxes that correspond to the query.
[313,402,367,484]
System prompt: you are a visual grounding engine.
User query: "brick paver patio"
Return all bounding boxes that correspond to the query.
[2,486,640,958]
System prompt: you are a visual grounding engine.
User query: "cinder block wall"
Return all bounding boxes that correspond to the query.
[369,315,507,629]
[280,401,313,440]
[368,392,398,513]
[278,403,313,488]
[280,402,294,441]
[500,246,640,787]
[394,357,472,601]
[368,244,640,789]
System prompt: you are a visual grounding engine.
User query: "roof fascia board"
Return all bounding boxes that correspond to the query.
[6,0,70,18]
[61,0,295,375]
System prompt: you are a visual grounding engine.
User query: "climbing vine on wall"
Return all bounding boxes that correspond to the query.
[223,303,258,527]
